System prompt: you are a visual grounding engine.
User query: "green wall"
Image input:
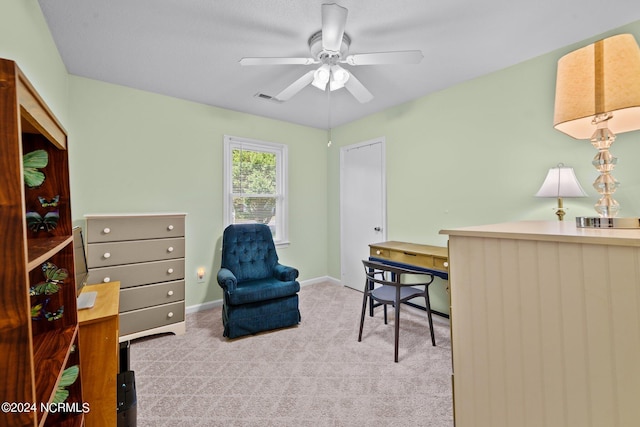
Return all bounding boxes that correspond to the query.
[327,20,640,313]
[67,77,328,307]
[4,1,640,312]
[1,1,329,308]
[329,18,640,258]
[0,0,69,124]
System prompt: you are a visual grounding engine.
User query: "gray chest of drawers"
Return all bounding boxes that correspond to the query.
[85,213,187,341]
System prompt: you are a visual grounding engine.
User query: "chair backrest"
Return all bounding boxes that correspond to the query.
[362,259,435,287]
[221,223,279,282]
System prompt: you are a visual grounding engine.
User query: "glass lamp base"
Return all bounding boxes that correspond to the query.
[576,217,640,228]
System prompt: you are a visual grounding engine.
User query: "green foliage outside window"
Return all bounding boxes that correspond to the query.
[232,149,277,225]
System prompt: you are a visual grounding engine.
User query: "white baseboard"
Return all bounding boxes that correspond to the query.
[185,275,342,314]
[185,298,223,314]
[299,275,341,287]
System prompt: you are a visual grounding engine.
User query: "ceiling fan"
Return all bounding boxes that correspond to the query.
[240,3,423,103]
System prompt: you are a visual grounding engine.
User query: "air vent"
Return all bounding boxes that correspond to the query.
[254,93,282,103]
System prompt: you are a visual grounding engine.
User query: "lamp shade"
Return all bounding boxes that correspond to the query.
[553,34,640,139]
[329,65,350,91]
[535,165,588,198]
[312,64,330,90]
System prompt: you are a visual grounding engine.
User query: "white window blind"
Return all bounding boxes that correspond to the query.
[223,135,288,245]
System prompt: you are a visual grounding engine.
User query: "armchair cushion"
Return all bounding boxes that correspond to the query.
[228,276,300,305]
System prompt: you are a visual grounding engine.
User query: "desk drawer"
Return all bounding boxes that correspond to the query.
[86,215,185,242]
[390,251,434,269]
[119,301,185,336]
[370,247,390,258]
[88,259,184,289]
[87,238,185,267]
[120,280,184,312]
[434,256,449,271]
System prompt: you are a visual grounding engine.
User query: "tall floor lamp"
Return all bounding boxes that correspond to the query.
[553,33,640,228]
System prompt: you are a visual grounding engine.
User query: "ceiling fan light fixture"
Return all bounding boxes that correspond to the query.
[312,64,331,91]
[329,65,350,91]
[241,4,421,104]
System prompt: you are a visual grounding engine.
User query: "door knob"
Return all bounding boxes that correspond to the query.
[374,227,382,231]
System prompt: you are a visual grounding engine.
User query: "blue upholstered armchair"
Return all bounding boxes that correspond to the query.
[217,224,301,338]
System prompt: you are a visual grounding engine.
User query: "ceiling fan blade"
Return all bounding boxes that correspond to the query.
[274,70,316,101]
[344,73,373,103]
[321,3,348,52]
[240,57,317,66]
[343,50,424,66]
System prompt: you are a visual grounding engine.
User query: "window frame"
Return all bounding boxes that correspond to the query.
[223,135,289,246]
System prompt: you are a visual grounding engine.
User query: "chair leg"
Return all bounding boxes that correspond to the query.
[369,295,375,317]
[394,301,400,363]
[393,286,402,362]
[358,286,369,342]
[383,304,388,324]
[368,268,375,317]
[425,293,436,346]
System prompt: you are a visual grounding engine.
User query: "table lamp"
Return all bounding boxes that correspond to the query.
[536,163,587,220]
[553,33,640,228]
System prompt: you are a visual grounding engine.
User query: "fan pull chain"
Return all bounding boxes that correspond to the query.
[327,85,332,147]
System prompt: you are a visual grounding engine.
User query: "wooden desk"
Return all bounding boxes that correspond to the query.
[369,241,449,318]
[78,281,120,427]
[369,241,449,280]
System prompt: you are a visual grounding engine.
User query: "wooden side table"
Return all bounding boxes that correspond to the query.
[78,281,120,427]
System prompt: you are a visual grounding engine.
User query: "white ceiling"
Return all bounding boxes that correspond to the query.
[38,0,640,129]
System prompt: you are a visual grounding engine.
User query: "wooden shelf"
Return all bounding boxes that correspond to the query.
[32,325,77,414]
[43,339,84,427]
[27,236,73,271]
[17,64,67,149]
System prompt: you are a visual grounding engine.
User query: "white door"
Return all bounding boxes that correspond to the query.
[340,138,386,291]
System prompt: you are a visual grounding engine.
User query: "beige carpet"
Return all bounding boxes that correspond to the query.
[130,281,453,426]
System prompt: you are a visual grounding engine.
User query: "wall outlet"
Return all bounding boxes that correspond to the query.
[196,267,206,283]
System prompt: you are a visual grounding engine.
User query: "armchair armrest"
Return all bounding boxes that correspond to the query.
[217,268,238,292]
[273,263,299,281]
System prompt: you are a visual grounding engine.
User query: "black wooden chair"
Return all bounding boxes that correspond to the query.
[358,259,436,362]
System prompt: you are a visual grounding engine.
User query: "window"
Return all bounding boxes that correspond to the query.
[223,135,288,245]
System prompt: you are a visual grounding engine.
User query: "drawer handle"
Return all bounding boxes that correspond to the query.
[167,246,174,253]
[103,252,111,259]
[376,250,381,255]
[403,252,417,257]
[444,262,449,268]
[167,312,174,318]
[103,277,111,283]
[167,290,174,296]
[168,225,174,231]
[103,227,111,234]
[167,268,174,274]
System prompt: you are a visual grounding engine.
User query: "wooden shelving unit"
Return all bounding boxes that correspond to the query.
[0,58,83,427]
